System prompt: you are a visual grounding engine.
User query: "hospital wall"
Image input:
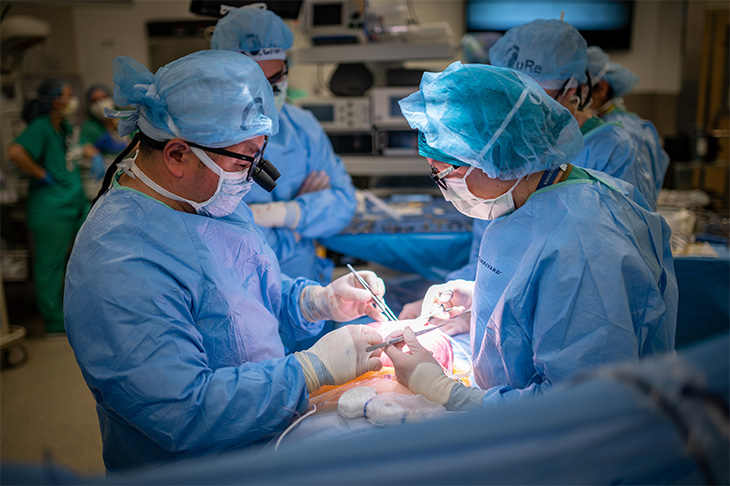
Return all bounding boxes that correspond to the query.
[2,0,716,139]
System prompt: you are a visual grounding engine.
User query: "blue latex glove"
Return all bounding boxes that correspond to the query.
[94,132,129,154]
[90,153,106,180]
[37,173,54,186]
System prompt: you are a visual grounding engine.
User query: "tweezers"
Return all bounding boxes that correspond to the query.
[346,264,398,321]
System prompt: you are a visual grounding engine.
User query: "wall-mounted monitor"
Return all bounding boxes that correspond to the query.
[465,0,634,50]
[189,1,303,19]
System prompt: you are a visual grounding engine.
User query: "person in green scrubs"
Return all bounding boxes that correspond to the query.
[79,84,130,180]
[7,79,89,336]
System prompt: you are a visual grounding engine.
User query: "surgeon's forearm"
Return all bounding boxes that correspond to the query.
[444,382,487,411]
[7,144,47,180]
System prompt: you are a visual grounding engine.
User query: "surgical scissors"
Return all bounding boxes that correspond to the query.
[346,264,398,321]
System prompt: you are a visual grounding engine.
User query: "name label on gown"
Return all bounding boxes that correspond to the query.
[478,256,502,275]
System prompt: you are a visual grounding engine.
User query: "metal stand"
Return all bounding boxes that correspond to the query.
[0,270,27,368]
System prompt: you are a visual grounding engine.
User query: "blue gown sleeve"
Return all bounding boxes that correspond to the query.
[278,274,327,343]
[446,219,490,281]
[478,214,661,406]
[65,254,310,456]
[290,110,357,239]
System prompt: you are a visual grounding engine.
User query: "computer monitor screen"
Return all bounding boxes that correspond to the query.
[312,3,343,26]
[465,0,634,50]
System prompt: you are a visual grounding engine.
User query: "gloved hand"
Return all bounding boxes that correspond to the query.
[90,153,106,180]
[385,327,485,410]
[300,271,388,322]
[398,299,423,320]
[417,280,475,320]
[384,326,456,404]
[294,325,383,392]
[36,172,54,186]
[295,171,330,197]
[249,201,301,229]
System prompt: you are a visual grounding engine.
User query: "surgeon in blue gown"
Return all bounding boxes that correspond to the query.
[63,50,386,472]
[211,5,357,285]
[399,19,659,322]
[489,19,657,209]
[587,46,670,203]
[385,62,678,409]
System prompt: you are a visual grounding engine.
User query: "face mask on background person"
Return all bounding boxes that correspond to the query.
[272,78,288,111]
[90,97,116,120]
[439,166,523,220]
[121,147,254,218]
[61,96,79,117]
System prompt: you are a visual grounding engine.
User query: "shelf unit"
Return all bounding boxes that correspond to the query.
[294,41,456,178]
[293,42,456,64]
[341,156,428,176]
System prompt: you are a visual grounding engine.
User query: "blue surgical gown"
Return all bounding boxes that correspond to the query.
[64,179,325,471]
[470,167,678,405]
[244,104,357,284]
[603,107,669,206]
[446,219,490,281]
[572,118,657,209]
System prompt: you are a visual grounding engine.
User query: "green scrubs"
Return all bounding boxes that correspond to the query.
[79,118,106,149]
[15,115,89,333]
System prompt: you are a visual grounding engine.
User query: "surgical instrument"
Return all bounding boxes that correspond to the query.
[346,264,398,321]
[365,322,450,352]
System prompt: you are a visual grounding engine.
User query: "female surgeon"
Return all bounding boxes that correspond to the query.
[7,80,89,336]
[384,62,678,410]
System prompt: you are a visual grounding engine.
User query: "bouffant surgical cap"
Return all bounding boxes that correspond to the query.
[489,19,588,89]
[586,46,639,97]
[398,62,583,180]
[110,50,278,148]
[210,6,293,61]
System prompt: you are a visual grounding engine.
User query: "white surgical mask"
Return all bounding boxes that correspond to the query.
[61,96,79,117]
[439,166,523,220]
[272,78,288,112]
[90,97,115,120]
[120,148,253,218]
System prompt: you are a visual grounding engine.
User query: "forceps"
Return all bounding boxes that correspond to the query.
[365,307,453,352]
[346,264,398,321]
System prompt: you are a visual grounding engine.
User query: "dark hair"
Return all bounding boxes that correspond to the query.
[22,79,66,123]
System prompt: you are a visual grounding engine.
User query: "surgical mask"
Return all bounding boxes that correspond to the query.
[272,78,288,112]
[439,166,523,220]
[61,96,79,117]
[120,149,253,218]
[90,98,115,120]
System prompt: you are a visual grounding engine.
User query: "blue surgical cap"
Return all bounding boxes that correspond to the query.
[399,62,584,180]
[586,46,639,97]
[489,19,588,88]
[111,50,278,148]
[211,6,293,60]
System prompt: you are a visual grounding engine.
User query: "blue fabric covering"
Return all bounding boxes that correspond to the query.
[398,62,584,179]
[489,19,589,84]
[243,104,357,284]
[471,168,678,403]
[673,245,730,348]
[573,120,657,209]
[603,107,670,203]
[111,51,277,147]
[210,7,294,54]
[321,197,473,281]
[446,219,490,281]
[64,177,323,471]
[14,333,723,485]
